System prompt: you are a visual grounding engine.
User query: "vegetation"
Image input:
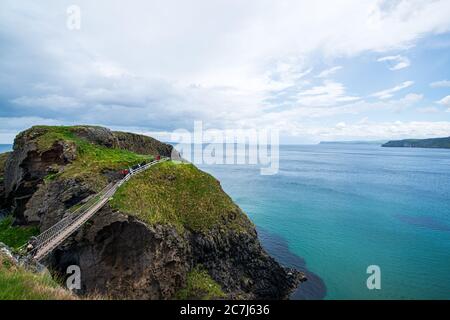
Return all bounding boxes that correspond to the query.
[110,161,250,233]
[383,136,450,149]
[27,126,153,190]
[0,216,39,250]
[175,266,226,300]
[0,253,76,300]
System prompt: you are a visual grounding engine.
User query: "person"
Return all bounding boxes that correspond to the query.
[26,236,38,253]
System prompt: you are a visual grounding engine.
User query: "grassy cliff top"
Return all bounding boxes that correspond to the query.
[0,252,76,300]
[22,126,153,190]
[110,161,252,234]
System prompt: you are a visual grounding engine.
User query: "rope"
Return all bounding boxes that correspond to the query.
[26,158,167,261]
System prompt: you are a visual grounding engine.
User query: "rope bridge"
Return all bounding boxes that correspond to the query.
[25,158,167,262]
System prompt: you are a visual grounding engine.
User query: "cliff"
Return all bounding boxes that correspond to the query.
[0,125,304,300]
[382,136,450,149]
[0,152,9,209]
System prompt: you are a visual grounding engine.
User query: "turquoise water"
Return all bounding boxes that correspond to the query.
[198,144,450,299]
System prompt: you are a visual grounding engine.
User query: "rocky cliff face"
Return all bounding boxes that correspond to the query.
[0,125,304,299]
[0,152,10,209]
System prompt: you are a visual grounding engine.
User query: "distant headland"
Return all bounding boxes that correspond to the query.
[319,140,387,145]
[382,137,450,149]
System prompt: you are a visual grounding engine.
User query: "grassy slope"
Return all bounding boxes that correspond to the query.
[30,126,153,190]
[110,161,251,234]
[0,216,39,250]
[0,253,76,300]
[175,266,225,300]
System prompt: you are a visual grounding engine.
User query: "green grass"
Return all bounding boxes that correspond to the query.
[175,266,226,300]
[26,126,153,190]
[0,253,76,300]
[0,216,39,250]
[110,161,251,234]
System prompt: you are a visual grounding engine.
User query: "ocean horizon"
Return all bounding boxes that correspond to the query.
[0,145,12,153]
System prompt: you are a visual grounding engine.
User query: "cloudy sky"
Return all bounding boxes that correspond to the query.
[1,0,450,144]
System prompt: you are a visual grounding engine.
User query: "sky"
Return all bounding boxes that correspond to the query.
[1,0,450,144]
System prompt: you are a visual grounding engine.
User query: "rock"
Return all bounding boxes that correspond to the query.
[72,126,118,148]
[0,242,18,263]
[113,131,174,157]
[48,208,190,299]
[23,178,94,230]
[4,133,77,223]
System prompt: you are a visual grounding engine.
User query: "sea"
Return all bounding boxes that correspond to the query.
[0,145,12,153]
[197,144,450,300]
[2,143,450,299]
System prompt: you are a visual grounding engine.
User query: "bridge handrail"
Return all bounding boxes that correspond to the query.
[26,184,118,256]
[26,158,166,260]
[29,182,115,245]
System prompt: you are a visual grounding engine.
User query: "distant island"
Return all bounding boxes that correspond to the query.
[319,140,387,145]
[382,137,450,149]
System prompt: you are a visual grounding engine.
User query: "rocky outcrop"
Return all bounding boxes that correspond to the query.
[0,152,10,209]
[2,126,174,222]
[4,130,76,223]
[1,125,304,300]
[48,208,190,299]
[113,131,174,157]
[190,227,302,299]
[23,177,94,230]
[68,126,175,157]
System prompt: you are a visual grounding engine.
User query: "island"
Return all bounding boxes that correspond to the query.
[382,137,450,149]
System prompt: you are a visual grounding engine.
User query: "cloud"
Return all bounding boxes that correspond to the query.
[377,55,411,70]
[295,81,360,107]
[430,80,450,88]
[316,66,343,78]
[371,81,414,99]
[417,106,440,114]
[11,94,82,110]
[332,121,450,140]
[437,95,450,107]
[1,1,450,143]
[284,121,450,142]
